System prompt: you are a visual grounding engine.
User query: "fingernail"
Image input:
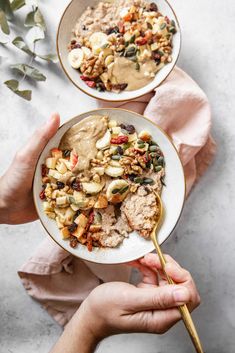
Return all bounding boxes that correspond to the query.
[173,287,189,303]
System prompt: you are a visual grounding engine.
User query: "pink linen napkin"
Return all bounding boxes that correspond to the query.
[18,66,216,326]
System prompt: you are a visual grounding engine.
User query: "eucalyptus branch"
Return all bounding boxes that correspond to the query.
[0,0,58,101]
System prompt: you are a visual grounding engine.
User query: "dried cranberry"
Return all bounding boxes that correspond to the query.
[70,236,78,248]
[149,2,158,12]
[111,136,129,144]
[68,223,77,232]
[56,181,65,190]
[41,164,48,177]
[80,75,95,81]
[71,179,82,191]
[39,190,46,200]
[85,81,96,88]
[88,211,94,225]
[135,37,147,46]
[125,125,135,134]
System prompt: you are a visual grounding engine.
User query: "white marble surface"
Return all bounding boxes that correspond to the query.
[0,0,235,352]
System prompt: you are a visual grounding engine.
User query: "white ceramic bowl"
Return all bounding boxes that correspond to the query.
[33,108,185,264]
[57,0,181,102]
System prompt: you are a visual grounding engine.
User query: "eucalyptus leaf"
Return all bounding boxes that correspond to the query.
[0,0,13,18]
[0,9,9,34]
[11,63,46,81]
[12,36,34,56]
[38,53,58,63]
[25,8,46,31]
[11,0,25,11]
[4,79,32,100]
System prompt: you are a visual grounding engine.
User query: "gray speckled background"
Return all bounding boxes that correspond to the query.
[0,0,234,352]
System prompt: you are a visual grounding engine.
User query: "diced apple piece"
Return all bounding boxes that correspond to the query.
[82,182,104,195]
[112,126,121,134]
[56,196,68,206]
[61,227,70,239]
[70,149,78,170]
[72,227,86,241]
[108,120,117,128]
[45,211,56,219]
[43,201,53,212]
[56,162,67,174]
[89,224,102,232]
[128,132,137,142]
[59,158,72,170]
[51,148,63,158]
[138,130,151,141]
[46,157,57,169]
[74,213,88,228]
[56,216,64,229]
[64,208,75,225]
[94,194,108,209]
[48,169,62,180]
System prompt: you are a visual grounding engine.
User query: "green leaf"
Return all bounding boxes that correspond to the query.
[37,53,58,63]
[4,79,32,101]
[11,63,46,81]
[11,0,25,11]
[12,36,34,56]
[0,0,13,18]
[34,8,46,31]
[0,9,10,34]
[25,8,46,31]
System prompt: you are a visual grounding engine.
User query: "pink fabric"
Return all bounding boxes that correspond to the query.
[18,66,216,326]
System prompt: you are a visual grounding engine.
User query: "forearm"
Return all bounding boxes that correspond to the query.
[50,305,99,353]
[0,179,8,224]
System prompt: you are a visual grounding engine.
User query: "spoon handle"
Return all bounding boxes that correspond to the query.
[152,238,204,353]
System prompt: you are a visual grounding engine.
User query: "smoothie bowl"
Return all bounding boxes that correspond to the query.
[57,0,181,102]
[33,109,185,264]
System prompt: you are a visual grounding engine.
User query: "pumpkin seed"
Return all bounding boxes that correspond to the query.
[125,46,136,57]
[150,140,158,146]
[112,188,121,194]
[125,41,130,47]
[135,62,140,71]
[160,176,166,186]
[153,158,158,166]
[147,22,153,29]
[128,56,137,62]
[94,211,102,224]
[155,166,162,172]
[158,156,165,166]
[129,34,136,43]
[111,155,121,160]
[149,145,158,152]
[171,19,176,27]
[119,185,129,194]
[143,178,154,185]
[158,50,165,56]
[169,26,176,34]
[137,139,144,144]
[160,23,166,30]
[138,143,146,148]
[134,177,143,184]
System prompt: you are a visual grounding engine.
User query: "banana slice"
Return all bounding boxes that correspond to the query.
[82,46,91,58]
[90,32,108,53]
[82,182,104,195]
[96,129,111,150]
[68,48,84,69]
[106,179,129,204]
[104,165,124,177]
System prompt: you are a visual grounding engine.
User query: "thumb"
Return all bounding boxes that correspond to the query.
[129,284,190,311]
[16,113,60,164]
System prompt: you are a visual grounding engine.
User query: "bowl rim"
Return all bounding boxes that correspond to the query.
[33,107,186,264]
[56,0,182,103]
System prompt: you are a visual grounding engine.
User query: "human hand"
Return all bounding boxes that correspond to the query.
[0,113,60,224]
[51,253,200,353]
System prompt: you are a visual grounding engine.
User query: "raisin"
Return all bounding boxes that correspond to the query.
[149,2,158,12]
[70,236,78,248]
[68,223,77,232]
[56,181,65,190]
[41,164,48,177]
[125,125,135,134]
[39,190,46,200]
[111,83,128,91]
[96,82,106,91]
[106,26,119,35]
[120,123,126,129]
[117,146,124,155]
[71,179,82,191]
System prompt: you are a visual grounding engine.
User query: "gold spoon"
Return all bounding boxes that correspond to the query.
[151,192,204,353]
